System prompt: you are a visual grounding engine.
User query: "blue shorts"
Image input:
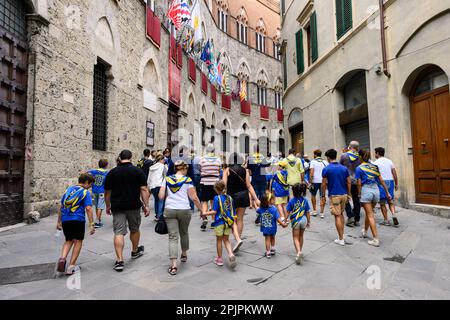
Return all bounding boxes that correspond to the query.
[379,180,395,203]
[309,183,324,197]
[93,193,106,210]
[360,184,380,204]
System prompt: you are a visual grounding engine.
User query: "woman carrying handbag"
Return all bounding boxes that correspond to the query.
[158,160,204,275]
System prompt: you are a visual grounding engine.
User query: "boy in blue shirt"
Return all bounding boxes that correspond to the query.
[56,173,96,275]
[257,193,288,258]
[286,183,311,265]
[322,149,351,246]
[88,159,109,228]
[203,181,237,269]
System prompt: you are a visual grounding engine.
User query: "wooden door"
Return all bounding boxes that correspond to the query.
[167,105,179,149]
[411,86,450,206]
[0,0,28,227]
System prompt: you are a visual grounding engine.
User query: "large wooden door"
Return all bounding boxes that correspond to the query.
[411,86,450,206]
[0,0,28,226]
[167,104,179,149]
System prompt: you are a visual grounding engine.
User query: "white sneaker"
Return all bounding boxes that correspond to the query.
[334,239,345,246]
[311,211,318,217]
[320,214,325,219]
[362,229,368,238]
[368,239,380,247]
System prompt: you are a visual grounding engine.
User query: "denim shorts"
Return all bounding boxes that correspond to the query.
[379,180,395,203]
[309,183,324,197]
[360,183,380,204]
[92,193,106,210]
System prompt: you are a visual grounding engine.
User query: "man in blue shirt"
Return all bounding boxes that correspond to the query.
[88,159,109,228]
[56,173,96,275]
[322,149,351,246]
[247,146,270,225]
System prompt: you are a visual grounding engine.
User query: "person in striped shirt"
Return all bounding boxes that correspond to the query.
[199,144,222,230]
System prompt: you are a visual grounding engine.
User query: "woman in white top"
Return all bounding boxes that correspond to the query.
[159,160,203,275]
[147,154,167,221]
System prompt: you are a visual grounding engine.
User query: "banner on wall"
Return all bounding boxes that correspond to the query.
[169,55,181,107]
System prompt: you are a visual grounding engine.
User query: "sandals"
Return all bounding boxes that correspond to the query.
[168,266,178,275]
[180,255,187,263]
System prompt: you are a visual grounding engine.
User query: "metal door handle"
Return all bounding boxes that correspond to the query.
[444,139,449,144]
[421,142,426,146]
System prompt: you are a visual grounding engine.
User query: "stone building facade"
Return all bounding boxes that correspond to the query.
[0,0,283,226]
[281,0,450,209]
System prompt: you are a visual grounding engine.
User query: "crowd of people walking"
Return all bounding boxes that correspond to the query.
[55,141,400,276]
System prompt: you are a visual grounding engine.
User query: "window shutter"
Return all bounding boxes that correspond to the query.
[310,12,318,62]
[295,30,304,75]
[283,54,287,89]
[343,0,353,33]
[336,0,352,39]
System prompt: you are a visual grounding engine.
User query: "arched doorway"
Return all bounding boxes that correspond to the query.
[409,66,450,206]
[278,129,286,157]
[239,124,250,156]
[0,0,29,226]
[288,109,304,155]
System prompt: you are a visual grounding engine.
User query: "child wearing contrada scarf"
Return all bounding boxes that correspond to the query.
[286,183,311,265]
[203,180,237,268]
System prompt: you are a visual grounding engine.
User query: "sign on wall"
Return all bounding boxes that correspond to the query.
[143,89,157,112]
[146,121,155,147]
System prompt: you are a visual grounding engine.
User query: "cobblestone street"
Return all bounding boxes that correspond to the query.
[1,206,450,300]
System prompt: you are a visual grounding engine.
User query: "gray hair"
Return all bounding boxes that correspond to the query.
[206,143,215,153]
[349,141,360,151]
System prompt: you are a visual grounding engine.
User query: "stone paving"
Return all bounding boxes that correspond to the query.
[1,205,450,300]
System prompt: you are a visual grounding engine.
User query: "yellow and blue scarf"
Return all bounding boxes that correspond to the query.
[166,175,192,193]
[346,150,360,162]
[290,199,306,228]
[218,195,236,227]
[275,171,289,191]
[359,162,381,181]
[252,153,264,164]
[63,186,88,213]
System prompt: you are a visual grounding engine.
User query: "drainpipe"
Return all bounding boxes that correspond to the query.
[379,0,391,78]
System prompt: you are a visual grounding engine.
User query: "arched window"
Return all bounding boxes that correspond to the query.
[236,7,248,44]
[257,70,268,106]
[256,18,267,53]
[240,124,250,155]
[414,70,449,96]
[201,118,207,146]
[217,1,228,32]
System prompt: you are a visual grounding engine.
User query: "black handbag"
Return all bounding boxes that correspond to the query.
[155,216,168,235]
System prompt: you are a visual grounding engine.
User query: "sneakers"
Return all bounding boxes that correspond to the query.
[320,213,325,219]
[114,261,125,272]
[354,221,360,227]
[311,211,318,217]
[270,248,276,256]
[392,217,399,226]
[131,246,145,259]
[265,251,271,259]
[334,239,345,246]
[361,229,368,238]
[65,265,81,276]
[94,222,103,228]
[368,239,380,247]
[380,220,391,226]
[295,253,304,265]
[214,257,224,266]
[346,217,355,227]
[229,255,237,269]
[233,240,243,253]
[200,220,208,230]
[56,258,66,273]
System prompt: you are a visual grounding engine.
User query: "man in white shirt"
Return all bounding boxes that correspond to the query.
[309,150,329,218]
[374,147,399,226]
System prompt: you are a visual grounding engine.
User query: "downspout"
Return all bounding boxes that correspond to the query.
[379,0,391,78]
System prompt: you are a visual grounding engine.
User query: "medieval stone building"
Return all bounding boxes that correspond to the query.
[0,0,283,226]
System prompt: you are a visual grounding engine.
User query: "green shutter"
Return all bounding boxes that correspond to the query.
[295,29,304,75]
[310,12,318,62]
[343,0,353,33]
[336,0,352,39]
[283,53,287,89]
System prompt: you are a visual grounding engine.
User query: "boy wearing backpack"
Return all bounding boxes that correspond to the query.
[203,180,237,269]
